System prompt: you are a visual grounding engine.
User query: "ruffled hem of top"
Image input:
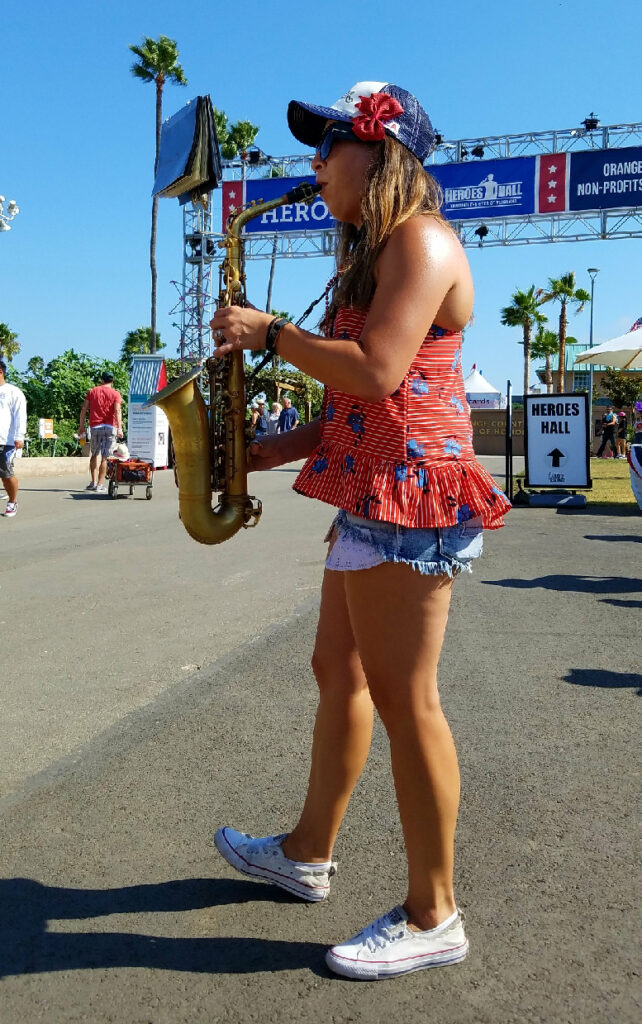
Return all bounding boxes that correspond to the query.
[294,443,511,529]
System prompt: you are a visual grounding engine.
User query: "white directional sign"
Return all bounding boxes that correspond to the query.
[524,394,591,488]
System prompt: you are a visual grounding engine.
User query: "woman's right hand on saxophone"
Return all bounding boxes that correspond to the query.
[248,419,321,472]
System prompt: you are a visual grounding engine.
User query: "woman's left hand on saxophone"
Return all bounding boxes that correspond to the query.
[210,305,273,356]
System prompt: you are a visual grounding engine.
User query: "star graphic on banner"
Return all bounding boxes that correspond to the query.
[548,164,557,174]
[548,179,557,189]
[548,194,558,204]
[229,189,237,199]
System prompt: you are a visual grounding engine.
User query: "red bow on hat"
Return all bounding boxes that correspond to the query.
[351,92,404,141]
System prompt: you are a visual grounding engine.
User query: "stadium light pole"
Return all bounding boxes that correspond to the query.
[587,268,599,439]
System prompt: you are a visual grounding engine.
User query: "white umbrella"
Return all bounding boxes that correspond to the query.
[574,316,642,370]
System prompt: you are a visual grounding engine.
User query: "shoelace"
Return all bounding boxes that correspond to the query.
[362,915,405,953]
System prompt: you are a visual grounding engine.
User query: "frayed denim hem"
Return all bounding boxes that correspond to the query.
[396,557,473,578]
[326,511,477,577]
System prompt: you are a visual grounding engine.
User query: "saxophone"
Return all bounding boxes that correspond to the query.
[145,181,322,545]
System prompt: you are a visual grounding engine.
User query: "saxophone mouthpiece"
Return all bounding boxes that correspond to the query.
[284,182,323,204]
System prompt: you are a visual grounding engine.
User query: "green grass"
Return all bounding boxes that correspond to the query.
[586,457,639,507]
[516,457,640,509]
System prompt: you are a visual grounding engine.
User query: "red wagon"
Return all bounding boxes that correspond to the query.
[105,457,154,500]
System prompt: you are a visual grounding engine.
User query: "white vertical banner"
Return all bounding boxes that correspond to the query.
[128,356,170,468]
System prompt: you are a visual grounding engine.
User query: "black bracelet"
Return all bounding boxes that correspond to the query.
[265,317,289,355]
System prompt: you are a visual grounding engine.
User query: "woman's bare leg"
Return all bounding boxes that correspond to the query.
[283,568,374,863]
[344,563,459,931]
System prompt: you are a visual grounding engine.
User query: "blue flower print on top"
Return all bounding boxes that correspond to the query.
[343,454,356,474]
[429,325,449,339]
[410,373,429,397]
[457,503,474,523]
[413,466,430,491]
[346,407,366,445]
[311,455,328,474]
[326,401,335,422]
[450,394,465,414]
[355,494,381,518]
[394,463,408,483]
[444,438,462,459]
[406,439,426,459]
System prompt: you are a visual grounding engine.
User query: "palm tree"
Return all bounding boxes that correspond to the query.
[531,329,579,393]
[539,272,590,392]
[120,326,165,373]
[500,286,546,398]
[0,322,20,361]
[129,35,187,354]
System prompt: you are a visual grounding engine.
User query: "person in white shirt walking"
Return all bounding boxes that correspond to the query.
[0,359,27,517]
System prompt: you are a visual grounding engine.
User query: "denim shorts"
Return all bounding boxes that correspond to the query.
[325,509,484,578]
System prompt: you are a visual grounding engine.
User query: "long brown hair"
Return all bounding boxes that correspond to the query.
[323,136,448,331]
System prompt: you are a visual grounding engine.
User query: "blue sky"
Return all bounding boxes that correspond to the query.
[2,0,641,392]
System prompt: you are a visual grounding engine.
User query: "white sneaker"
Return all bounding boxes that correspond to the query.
[325,905,468,980]
[96,484,107,493]
[213,826,336,902]
[4,501,18,518]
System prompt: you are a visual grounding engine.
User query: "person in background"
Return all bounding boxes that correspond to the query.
[0,359,27,518]
[267,401,282,436]
[79,371,123,492]
[596,405,618,459]
[278,395,299,432]
[616,411,628,459]
[254,398,269,439]
[634,404,642,445]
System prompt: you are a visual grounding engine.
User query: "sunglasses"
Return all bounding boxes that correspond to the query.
[316,122,360,161]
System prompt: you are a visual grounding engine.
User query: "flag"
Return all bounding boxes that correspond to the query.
[629,315,642,332]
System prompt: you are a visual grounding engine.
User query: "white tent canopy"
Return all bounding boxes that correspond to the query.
[463,366,505,408]
[574,317,642,370]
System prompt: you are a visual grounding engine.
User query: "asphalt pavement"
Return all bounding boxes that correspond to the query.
[0,464,640,1023]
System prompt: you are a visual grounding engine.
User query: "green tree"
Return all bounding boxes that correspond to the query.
[601,368,642,411]
[539,272,590,392]
[129,35,187,354]
[247,363,323,420]
[500,286,547,397]
[26,355,45,378]
[531,329,579,394]
[213,110,259,161]
[228,119,259,160]
[120,326,165,372]
[531,327,559,394]
[0,322,20,361]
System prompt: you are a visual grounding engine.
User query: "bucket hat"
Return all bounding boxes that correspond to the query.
[288,81,436,165]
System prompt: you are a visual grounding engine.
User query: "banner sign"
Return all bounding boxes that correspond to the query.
[524,394,591,489]
[430,157,535,220]
[569,146,642,211]
[222,176,334,233]
[222,147,642,232]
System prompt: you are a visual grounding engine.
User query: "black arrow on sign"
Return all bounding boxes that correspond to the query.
[547,448,565,467]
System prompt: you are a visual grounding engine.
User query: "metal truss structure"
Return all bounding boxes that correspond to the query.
[170,200,216,364]
[173,120,642,358]
[218,119,642,254]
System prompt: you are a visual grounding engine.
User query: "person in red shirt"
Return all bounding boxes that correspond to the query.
[78,371,124,492]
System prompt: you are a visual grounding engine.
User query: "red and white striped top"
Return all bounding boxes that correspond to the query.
[294,307,511,529]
